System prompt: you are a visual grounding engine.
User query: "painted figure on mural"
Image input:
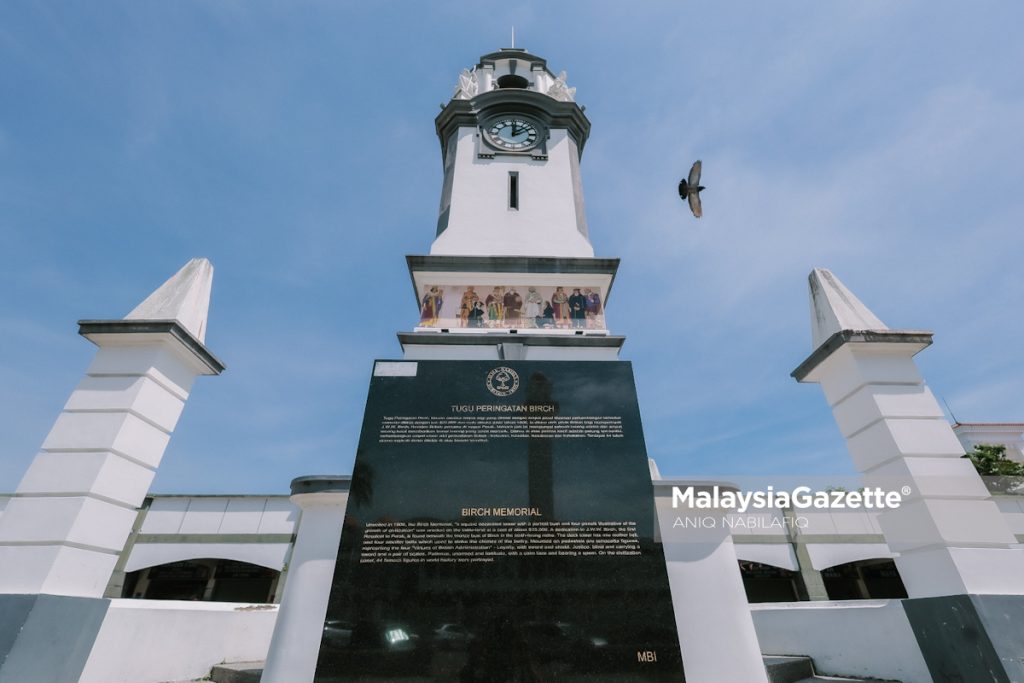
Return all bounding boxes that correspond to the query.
[525,287,543,327]
[485,287,504,327]
[419,286,443,326]
[584,288,602,328]
[459,286,480,327]
[552,287,570,328]
[540,301,555,328]
[513,287,524,325]
[467,300,485,328]
[503,287,523,326]
[569,288,587,328]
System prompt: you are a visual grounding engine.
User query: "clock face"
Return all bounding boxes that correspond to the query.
[487,118,540,151]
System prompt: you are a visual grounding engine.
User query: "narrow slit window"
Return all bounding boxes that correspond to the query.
[508,171,519,210]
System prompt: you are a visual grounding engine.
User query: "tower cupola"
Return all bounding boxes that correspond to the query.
[451,48,578,102]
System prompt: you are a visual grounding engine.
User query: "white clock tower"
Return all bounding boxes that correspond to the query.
[267,46,771,683]
[431,48,593,258]
[404,47,620,360]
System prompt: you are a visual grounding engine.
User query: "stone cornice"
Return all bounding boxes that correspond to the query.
[398,332,625,349]
[78,319,225,375]
[477,49,548,68]
[407,254,618,275]
[290,475,352,496]
[791,329,934,382]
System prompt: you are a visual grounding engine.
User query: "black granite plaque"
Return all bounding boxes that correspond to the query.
[315,360,685,681]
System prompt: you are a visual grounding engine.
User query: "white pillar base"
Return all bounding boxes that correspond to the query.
[655,483,769,683]
[0,594,110,682]
[260,476,350,683]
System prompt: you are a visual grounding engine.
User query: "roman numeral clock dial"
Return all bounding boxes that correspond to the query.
[486,117,540,151]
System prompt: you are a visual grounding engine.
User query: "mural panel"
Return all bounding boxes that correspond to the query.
[417,285,606,331]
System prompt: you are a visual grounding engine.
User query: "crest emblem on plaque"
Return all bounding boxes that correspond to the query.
[486,366,520,397]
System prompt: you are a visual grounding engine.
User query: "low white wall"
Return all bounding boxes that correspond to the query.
[79,599,278,683]
[124,541,291,573]
[751,600,931,682]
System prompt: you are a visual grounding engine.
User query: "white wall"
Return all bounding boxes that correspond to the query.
[79,599,278,683]
[751,600,931,682]
[125,542,290,573]
[431,128,593,258]
[796,508,883,536]
[124,496,298,573]
[140,496,296,536]
[726,507,893,571]
[401,344,500,360]
[953,424,1024,462]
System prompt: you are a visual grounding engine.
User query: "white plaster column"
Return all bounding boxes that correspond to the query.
[532,67,550,95]
[793,269,1024,598]
[479,64,494,93]
[0,259,223,598]
[261,476,350,683]
[654,481,769,683]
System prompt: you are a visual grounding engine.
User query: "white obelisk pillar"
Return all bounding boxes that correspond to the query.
[261,476,350,683]
[792,268,1024,598]
[0,258,224,598]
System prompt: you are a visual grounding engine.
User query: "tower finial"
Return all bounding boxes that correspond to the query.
[511,26,515,49]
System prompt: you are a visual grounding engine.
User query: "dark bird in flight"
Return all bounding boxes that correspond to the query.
[678,160,705,218]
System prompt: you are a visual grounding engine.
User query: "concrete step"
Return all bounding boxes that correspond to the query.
[765,655,815,683]
[209,660,264,683]
[208,656,892,683]
[764,654,896,683]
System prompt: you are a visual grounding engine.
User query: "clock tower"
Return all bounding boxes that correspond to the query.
[432,48,593,258]
[405,47,620,360]
[298,47,695,683]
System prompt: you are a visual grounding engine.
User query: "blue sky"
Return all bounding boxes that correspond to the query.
[2,2,1022,494]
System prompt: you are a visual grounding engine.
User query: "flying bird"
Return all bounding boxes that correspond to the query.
[678,160,705,218]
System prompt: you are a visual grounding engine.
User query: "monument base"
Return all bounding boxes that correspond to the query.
[902,594,1024,681]
[315,360,686,681]
[0,593,109,682]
